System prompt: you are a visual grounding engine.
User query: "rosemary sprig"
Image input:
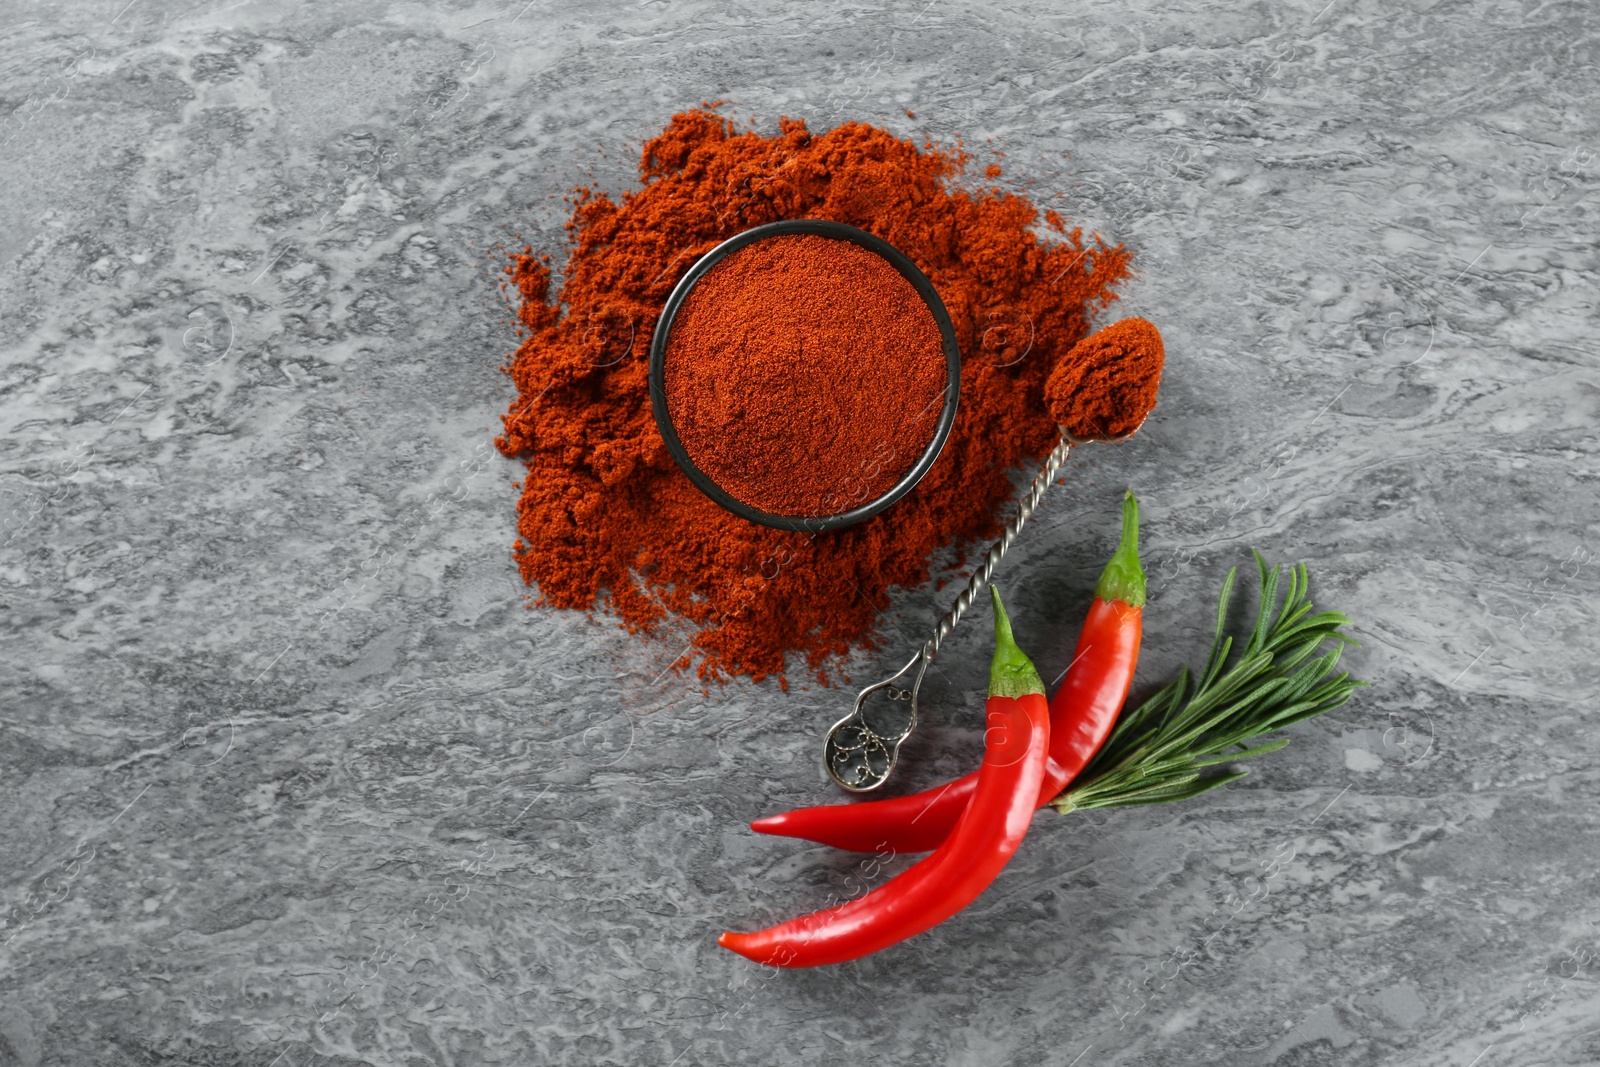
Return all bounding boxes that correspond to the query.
[1051,553,1363,814]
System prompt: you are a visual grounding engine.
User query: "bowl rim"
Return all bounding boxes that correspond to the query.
[647,219,962,532]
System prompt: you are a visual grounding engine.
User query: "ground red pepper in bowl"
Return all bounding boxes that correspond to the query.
[660,228,950,522]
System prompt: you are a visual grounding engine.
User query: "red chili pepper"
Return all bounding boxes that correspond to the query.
[718,586,1049,967]
[751,490,1145,854]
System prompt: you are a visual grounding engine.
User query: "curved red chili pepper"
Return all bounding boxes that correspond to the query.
[719,586,1049,967]
[751,490,1145,853]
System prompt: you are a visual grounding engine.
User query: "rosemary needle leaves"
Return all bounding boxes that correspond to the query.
[1052,553,1364,815]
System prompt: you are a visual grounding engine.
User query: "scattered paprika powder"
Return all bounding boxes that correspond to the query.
[497,107,1136,683]
[662,232,946,517]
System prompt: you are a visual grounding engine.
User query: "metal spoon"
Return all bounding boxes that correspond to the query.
[822,421,1144,792]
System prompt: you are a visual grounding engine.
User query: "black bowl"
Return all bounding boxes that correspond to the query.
[647,219,961,532]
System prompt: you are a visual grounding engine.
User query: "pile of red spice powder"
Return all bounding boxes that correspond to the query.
[663,232,947,517]
[497,108,1133,684]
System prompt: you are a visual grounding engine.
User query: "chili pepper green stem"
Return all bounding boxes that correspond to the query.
[989,586,1045,700]
[1093,490,1145,608]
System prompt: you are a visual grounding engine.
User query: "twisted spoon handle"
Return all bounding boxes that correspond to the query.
[822,432,1075,792]
[921,434,1073,660]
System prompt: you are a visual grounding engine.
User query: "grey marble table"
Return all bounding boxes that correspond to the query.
[2,1,1597,1064]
